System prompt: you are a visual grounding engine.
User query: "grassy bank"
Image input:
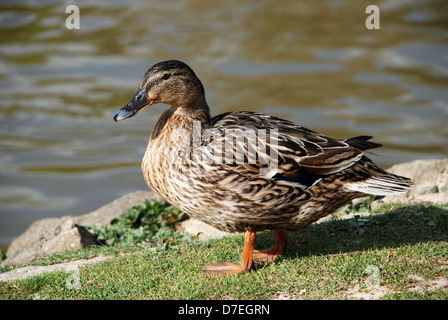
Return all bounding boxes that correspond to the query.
[1,201,447,300]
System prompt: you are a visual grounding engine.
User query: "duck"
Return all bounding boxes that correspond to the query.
[114,60,413,275]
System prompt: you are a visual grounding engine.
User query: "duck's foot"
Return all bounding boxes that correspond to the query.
[253,230,293,265]
[202,262,246,275]
[201,230,293,275]
[201,230,256,276]
[253,248,282,264]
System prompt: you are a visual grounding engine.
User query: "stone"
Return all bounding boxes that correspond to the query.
[386,158,448,194]
[372,158,448,209]
[180,217,232,240]
[0,255,109,283]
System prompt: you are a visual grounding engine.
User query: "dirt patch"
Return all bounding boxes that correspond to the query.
[407,274,448,293]
[342,284,392,300]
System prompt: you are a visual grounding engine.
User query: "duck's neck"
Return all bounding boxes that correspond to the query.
[174,107,211,124]
[173,96,211,124]
[150,100,211,141]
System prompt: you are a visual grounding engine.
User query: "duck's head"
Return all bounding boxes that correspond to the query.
[114,60,207,122]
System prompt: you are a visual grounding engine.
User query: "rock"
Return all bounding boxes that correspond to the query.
[372,158,448,209]
[180,218,233,240]
[0,255,110,283]
[387,158,448,193]
[1,190,156,268]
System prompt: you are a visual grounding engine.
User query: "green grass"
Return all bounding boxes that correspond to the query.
[1,201,447,300]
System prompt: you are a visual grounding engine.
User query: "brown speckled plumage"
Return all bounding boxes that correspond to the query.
[114,60,413,274]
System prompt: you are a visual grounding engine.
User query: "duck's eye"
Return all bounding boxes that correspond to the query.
[161,73,171,80]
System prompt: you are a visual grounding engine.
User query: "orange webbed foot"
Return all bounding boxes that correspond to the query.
[201,230,256,276]
[253,230,293,265]
[202,262,246,275]
[201,230,293,275]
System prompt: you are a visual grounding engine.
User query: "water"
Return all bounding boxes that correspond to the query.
[1,0,447,250]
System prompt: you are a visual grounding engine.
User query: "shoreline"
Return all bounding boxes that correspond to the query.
[1,158,447,268]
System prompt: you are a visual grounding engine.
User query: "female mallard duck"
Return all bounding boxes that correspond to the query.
[114,60,413,275]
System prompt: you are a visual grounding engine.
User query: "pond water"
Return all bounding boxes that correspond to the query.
[1,0,447,250]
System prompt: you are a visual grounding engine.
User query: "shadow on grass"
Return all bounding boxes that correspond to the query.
[254,204,448,259]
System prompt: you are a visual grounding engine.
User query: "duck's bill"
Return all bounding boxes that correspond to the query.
[114,88,153,122]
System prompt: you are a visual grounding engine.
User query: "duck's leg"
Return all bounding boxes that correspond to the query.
[253,230,293,264]
[202,230,255,275]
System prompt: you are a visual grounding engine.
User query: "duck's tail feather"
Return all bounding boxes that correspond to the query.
[345,172,414,196]
[345,135,382,151]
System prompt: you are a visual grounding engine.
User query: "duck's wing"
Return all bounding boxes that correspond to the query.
[204,111,379,189]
